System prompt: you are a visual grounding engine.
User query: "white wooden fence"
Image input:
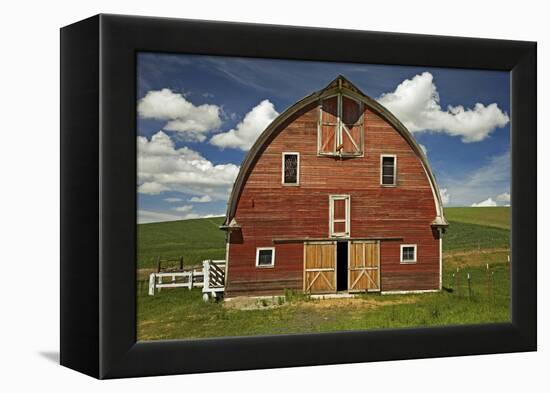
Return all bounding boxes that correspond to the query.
[148,259,226,301]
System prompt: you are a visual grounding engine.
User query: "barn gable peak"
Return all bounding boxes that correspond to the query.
[321,75,366,97]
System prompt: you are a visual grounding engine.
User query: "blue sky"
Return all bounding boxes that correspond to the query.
[137,53,510,223]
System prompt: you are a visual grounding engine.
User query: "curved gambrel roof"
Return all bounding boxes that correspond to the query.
[223,75,448,229]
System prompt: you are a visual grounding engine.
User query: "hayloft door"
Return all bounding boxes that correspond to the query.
[348,241,380,292]
[303,241,337,294]
[329,195,350,237]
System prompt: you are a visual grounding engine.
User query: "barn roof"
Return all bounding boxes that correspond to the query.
[223,75,448,229]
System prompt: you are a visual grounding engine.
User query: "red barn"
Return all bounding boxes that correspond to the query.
[220,75,448,297]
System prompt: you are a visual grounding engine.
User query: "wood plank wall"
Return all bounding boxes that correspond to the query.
[226,102,440,297]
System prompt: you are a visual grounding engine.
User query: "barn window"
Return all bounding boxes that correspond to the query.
[400,244,417,264]
[256,247,275,268]
[329,195,350,237]
[380,155,397,186]
[282,152,299,185]
[318,94,363,157]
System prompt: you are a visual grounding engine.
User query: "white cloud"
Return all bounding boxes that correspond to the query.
[471,197,498,207]
[138,88,222,142]
[378,72,509,143]
[419,144,428,156]
[164,197,182,203]
[137,182,169,195]
[137,209,224,224]
[439,188,450,206]
[189,195,212,203]
[181,213,199,219]
[138,209,182,224]
[181,213,224,220]
[496,192,511,203]
[137,131,240,199]
[210,99,279,150]
[173,205,193,213]
[439,151,510,207]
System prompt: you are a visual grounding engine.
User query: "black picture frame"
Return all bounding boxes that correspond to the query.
[60,14,536,379]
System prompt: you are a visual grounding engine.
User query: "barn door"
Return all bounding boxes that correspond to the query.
[319,96,338,154]
[303,241,337,294]
[349,241,380,292]
[340,96,363,155]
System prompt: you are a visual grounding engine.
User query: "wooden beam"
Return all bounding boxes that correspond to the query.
[272,236,403,244]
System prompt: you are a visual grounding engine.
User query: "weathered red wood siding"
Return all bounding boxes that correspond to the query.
[226,103,440,296]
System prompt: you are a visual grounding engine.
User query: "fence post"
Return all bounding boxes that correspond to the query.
[148,273,156,296]
[202,260,211,303]
[179,256,183,271]
[156,256,161,273]
[203,260,210,292]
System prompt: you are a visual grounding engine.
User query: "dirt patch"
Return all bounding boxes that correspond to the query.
[444,248,509,258]
[296,296,418,311]
[224,296,286,310]
[224,295,418,311]
[444,249,510,268]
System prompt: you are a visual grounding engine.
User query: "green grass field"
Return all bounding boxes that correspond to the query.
[138,216,225,269]
[444,207,510,229]
[137,207,511,340]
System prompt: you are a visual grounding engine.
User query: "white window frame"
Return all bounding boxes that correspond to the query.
[329,195,350,238]
[255,247,275,268]
[318,94,364,157]
[380,154,397,187]
[281,152,300,186]
[400,244,417,264]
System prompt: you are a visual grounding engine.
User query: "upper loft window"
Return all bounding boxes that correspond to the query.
[318,94,364,157]
[282,152,299,185]
[380,155,397,186]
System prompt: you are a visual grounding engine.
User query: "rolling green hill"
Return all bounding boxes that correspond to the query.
[442,207,510,252]
[444,207,510,230]
[442,220,509,252]
[138,216,225,269]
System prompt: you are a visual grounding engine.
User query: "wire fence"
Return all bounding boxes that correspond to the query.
[445,256,510,301]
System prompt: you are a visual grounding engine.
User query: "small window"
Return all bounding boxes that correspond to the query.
[282,152,299,185]
[256,247,275,268]
[400,244,417,263]
[381,155,397,186]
